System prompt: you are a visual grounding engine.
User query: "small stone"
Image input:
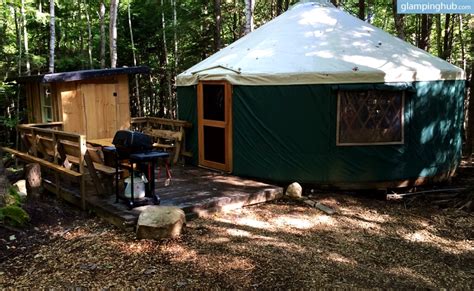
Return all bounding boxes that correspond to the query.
[9,235,16,241]
[13,180,27,198]
[144,268,157,275]
[285,182,302,199]
[79,263,97,271]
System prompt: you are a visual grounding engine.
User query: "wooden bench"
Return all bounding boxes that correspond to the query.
[131,117,192,164]
[9,125,118,209]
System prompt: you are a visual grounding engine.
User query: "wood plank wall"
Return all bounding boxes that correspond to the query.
[24,74,131,140]
[60,82,84,134]
[26,82,43,123]
[59,75,130,139]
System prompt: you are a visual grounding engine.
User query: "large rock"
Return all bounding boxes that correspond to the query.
[136,206,186,239]
[285,182,302,199]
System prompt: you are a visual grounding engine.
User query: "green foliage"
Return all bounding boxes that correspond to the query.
[8,186,23,205]
[0,187,29,227]
[0,205,30,227]
[0,0,471,121]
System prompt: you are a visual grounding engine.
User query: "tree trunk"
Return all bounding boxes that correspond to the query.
[458,15,466,71]
[276,0,283,15]
[244,0,254,34]
[99,1,106,68]
[418,14,432,51]
[127,1,142,116]
[86,4,93,68]
[12,5,22,75]
[392,0,405,40]
[358,0,365,21]
[442,14,454,61]
[330,0,339,7]
[48,0,55,73]
[25,163,42,201]
[465,18,474,159]
[469,47,474,159]
[77,0,84,66]
[109,0,118,68]
[172,0,178,69]
[232,0,240,41]
[172,0,178,118]
[435,14,443,57]
[21,0,30,75]
[213,0,221,51]
[159,0,172,117]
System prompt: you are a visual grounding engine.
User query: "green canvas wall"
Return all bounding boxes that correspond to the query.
[177,80,464,185]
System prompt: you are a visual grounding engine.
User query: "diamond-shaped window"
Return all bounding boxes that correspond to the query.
[337,90,404,145]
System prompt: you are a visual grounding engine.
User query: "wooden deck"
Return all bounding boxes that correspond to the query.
[86,165,283,230]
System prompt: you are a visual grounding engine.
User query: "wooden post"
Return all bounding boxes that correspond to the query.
[84,149,106,196]
[32,128,38,157]
[25,163,42,201]
[52,132,60,199]
[79,135,87,209]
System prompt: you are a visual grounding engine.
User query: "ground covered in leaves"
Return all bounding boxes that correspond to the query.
[1,179,473,288]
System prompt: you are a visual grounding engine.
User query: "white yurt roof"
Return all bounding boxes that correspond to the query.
[177,0,464,86]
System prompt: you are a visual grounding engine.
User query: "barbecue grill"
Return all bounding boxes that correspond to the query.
[112,130,154,159]
[108,130,171,208]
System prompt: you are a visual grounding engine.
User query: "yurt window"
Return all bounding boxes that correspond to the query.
[40,84,53,122]
[337,90,404,145]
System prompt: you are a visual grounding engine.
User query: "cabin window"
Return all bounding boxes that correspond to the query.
[336,90,404,145]
[40,84,53,122]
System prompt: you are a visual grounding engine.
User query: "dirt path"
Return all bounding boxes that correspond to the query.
[1,188,472,288]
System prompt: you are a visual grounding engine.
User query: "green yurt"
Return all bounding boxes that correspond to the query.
[176,0,466,189]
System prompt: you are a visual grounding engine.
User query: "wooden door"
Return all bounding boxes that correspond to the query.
[197,81,232,172]
[81,82,118,140]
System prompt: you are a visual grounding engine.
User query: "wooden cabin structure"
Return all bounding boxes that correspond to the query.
[13,66,149,140]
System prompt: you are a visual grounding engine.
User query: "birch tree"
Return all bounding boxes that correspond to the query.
[109,0,118,68]
[99,1,106,68]
[128,1,141,116]
[435,14,442,57]
[244,0,254,34]
[172,0,177,70]
[48,0,55,73]
[11,5,22,75]
[465,18,474,158]
[214,0,221,50]
[20,0,30,75]
[85,2,92,68]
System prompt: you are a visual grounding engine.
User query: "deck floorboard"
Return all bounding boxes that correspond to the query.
[86,165,283,230]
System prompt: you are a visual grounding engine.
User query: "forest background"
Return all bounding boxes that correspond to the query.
[0,0,472,153]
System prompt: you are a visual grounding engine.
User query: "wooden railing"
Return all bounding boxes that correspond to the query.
[131,117,193,164]
[20,121,64,131]
[3,124,88,208]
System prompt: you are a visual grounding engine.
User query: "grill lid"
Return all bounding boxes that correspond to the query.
[112,130,153,158]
